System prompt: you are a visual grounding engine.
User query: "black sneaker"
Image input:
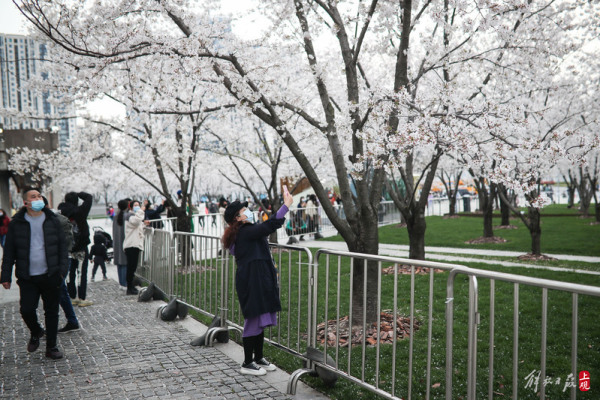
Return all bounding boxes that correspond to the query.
[58,322,80,334]
[45,347,63,360]
[126,288,139,295]
[255,358,276,371]
[27,329,45,352]
[240,361,266,376]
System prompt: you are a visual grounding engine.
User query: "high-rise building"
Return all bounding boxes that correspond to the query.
[0,33,74,148]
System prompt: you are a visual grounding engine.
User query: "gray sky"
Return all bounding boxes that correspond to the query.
[0,0,28,35]
[0,0,265,118]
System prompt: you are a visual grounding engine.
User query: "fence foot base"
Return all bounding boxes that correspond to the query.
[287,368,314,395]
[206,326,242,346]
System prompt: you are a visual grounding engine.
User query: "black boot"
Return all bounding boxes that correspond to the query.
[126,286,139,295]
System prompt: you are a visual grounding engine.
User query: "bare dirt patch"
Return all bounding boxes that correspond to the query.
[465,236,507,244]
[442,215,461,219]
[494,225,519,230]
[314,312,421,347]
[382,264,445,275]
[177,265,216,274]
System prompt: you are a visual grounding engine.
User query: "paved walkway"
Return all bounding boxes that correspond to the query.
[300,240,600,275]
[0,266,326,400]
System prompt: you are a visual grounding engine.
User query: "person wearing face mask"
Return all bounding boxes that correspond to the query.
[123,200,150,295]
[0,208,10,248]
[221,188,294,376]
[0,187,69,359]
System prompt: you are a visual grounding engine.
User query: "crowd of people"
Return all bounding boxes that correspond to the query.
[0,187,154,360]
[0,186,335,370]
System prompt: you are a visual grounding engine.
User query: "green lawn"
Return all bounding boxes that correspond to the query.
[326,206,600,257]
[166,248,600,400]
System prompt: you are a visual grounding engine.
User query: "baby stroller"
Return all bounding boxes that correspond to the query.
[92,226,114,262]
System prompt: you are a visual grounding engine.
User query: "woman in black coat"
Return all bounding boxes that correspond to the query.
[222,188,293,376]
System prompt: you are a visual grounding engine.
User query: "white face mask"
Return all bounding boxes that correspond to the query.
[242,208,254,223]
[0,212,3,217]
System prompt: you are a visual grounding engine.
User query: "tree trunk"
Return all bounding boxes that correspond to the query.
[449,195,457,215]
[347,210,380,325]
[528,207,542,256]
[483,200,494,237]
[579,190,592,217]
[567,187,575,208]
[483,183,497,237]
[405,209,426,260]
[498,186,511,226]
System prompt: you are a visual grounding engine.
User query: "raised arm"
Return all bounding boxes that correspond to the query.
[127,209,146,227]
[78,192,93,217]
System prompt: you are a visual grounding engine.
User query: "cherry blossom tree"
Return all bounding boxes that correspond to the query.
[10,0,600,320]
[436,159,463,217]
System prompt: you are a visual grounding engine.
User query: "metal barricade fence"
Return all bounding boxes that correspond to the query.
[448,268,600,400]
[140,230,316,362]
[170,232,227,321]
[139,228,175,295]
[137,228,600,399]
[148,213,224,236]
[302,249,471,399]
[278,203,405,242]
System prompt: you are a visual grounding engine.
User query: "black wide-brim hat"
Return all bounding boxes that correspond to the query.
[224,201,248,224]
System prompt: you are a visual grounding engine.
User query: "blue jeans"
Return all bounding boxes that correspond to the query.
[117,264,127,287]
[59,277,78,325]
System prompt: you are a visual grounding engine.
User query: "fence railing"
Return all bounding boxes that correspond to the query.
[137,229,316,360]
[145,197,481,243]
[309,249,472,400]
[447,268,600,400]
[137,226,599,399]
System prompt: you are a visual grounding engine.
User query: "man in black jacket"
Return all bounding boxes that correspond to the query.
[58,191,93,307]
[1,187,69,359]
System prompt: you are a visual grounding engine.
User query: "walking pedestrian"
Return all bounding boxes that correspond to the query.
[112,199,130,290]
[106,203,115,220]
[0,208,10,247]
[209,201,219,227]
[123,200,149,295]
[58,191,93,307]
[0,187,69,359]
[48,197,80,333]
[221,187,293,376]
[90,234,108,282]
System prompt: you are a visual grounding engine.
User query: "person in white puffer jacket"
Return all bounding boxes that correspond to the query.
[123,200,149,295]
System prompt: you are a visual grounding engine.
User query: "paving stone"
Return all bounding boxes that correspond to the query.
[0,280,291,399]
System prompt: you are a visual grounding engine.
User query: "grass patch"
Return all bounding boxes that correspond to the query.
[425,253,600,273]
[326,206,600,257]
[169,249,600,400]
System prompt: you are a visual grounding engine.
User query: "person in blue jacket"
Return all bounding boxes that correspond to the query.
[222,188,293,376]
